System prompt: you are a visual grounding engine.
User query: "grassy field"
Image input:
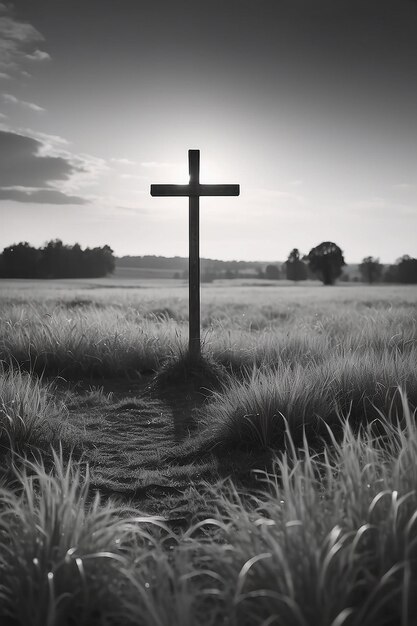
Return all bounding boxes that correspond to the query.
[0,278,416,625]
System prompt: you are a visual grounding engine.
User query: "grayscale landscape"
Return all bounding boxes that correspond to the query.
[1,1,417,625]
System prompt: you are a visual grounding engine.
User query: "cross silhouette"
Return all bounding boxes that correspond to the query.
[151,149,240,359]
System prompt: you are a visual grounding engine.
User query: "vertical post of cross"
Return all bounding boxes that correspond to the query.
[188,149,200,360]
[150,149,239,363]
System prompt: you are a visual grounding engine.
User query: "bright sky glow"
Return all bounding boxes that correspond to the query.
[1,0,416,263]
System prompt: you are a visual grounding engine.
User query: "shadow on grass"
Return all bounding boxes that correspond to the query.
[151,350,228,442]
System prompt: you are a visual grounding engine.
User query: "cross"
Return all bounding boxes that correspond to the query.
[151,149,240,360]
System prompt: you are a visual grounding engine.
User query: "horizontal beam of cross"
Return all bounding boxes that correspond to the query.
[150,183,240,197]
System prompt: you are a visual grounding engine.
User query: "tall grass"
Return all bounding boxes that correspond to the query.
[1,282,417,623]
[0,304,185,376]
[0,293,415,378]
[193,391,417,626]
[0,450,167,626]
[0,365,66,454]
[2,394,417,625]
[201,348,417,449]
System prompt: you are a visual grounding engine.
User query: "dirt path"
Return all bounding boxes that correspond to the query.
[61,379,217,515]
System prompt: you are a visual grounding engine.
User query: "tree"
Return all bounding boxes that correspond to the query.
[265,264,280,280]
[1,242,40,278]
[359,256,383,284]
[382,256,417,284]
[83,245,115,278]
[306,241,346,285]
[99,244,115,276]
[383,264,399,283]
[38,239,68,278]
[285,248,307,281]
[397,255,417,284]
[0,240,115,279]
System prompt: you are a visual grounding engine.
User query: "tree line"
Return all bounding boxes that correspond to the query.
[118,255,267,275]
[1,239,416,284]
[115,247,417,284]
[0,240,115,279]
[360,255,417,285]
[267,243,417,285]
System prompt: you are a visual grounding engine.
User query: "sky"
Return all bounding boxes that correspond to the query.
[0,0,416,263]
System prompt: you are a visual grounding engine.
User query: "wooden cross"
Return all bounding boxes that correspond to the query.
[151,149,240,360]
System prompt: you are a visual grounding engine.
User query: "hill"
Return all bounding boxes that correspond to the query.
[115,255,362,281]
[115,255,275,280]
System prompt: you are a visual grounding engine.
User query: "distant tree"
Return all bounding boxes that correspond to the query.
[359,256,383,284]
[265,264,280,280]
[1,240,114,279]
[100,245,115,276]
[397,255,417,284]
[285,248,307,281]
[383,256,417,284]
[306,241,346,285]
[383,264,399,283]
[38,239,68,278]
[83,245,115,278]
[70,243,85,277]
[201,263,219,282]
[1,242,40,278]
[305,263,319,280]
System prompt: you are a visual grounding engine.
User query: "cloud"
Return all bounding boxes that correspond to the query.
[0,4,49,75]
[20,128,69,147]
[0,129,82,187]
[0,187,86,204]
[3,93,45,112]
[62,152,108,192]
[0,127,108,203]
[0,129,91,204]
[25,49,51,62]
[110,157,137,165]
